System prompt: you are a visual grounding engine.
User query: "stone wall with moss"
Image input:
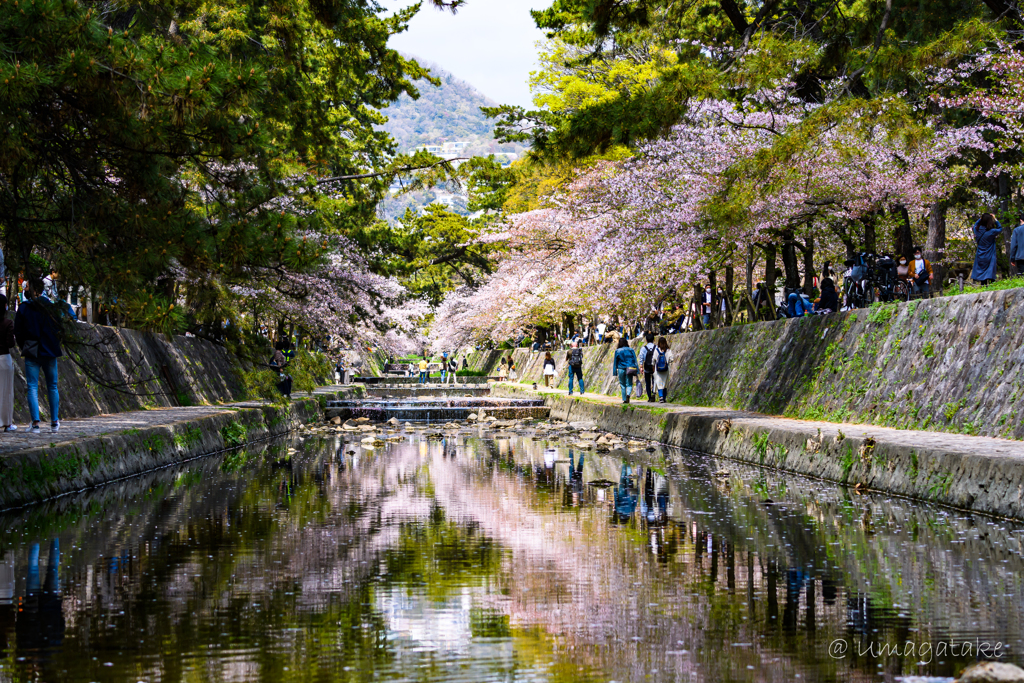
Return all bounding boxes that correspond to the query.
[504,289,1024,439]
[10,325,247,422]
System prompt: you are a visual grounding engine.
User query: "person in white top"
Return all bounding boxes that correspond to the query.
[653,336,675,403]
[637,332,658,402]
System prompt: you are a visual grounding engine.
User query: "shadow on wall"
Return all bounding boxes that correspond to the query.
[487,290,1024,440]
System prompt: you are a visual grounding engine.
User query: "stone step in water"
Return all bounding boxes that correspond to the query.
[326,396,548,422]
[354,376,497,385]
[365,386,492,398]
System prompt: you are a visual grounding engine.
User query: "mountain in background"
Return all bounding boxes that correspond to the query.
[378,59,527,158]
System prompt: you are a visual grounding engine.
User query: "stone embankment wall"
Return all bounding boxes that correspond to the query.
[489,289,1024,440]
[9,324,246,422]
[0,395,344,510]
[494,384,1024,520]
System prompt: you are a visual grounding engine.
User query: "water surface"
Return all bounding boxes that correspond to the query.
[0,426,1021,682]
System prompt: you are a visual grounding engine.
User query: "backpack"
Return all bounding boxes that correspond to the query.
[642,343,655,373]
[656,349,668,372]
[569,347,583,367]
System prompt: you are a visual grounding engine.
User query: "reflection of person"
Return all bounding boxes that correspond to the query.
[16,539,65,659]
[568,449,584,491]
[612,464,638,523]
[640,469,669,526]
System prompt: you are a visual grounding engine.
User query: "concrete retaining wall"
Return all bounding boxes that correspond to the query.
[0,393,349,510]
[489,289,1024,441]
[8,324,248,422]
[495,384,1024,519]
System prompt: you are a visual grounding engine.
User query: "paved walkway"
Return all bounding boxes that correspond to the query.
[512,384,1024,462]
[0,386,346,456]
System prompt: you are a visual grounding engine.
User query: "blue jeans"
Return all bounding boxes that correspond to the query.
[26,357,59,423]
[701,314,710,328]
[567,366,584,394]
[419,371,427,383]
[617,370,634,402]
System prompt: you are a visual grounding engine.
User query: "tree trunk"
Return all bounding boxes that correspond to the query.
[801,236,815,295]
[705,271,717,327]
[893,204,914,260]
[781,231,800,290]
[1000,172,1012,275]
[562,313,575,338]
[926,201,947,293]
[725,265,735,325]
[862,213,878,253]
[763,243,778,303]
[745,244,755,298]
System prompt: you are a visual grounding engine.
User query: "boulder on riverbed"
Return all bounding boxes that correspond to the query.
[957,662,1024,683]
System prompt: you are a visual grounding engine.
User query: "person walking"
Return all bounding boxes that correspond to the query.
[565,341,585,395]
[418,357,429,384]
[507,355,518,381]
[447,355,458,385]
[971,212,1003,285]
[440,351,449,383]
[652,337,674,403]
[542,352,556,387]
[637,332,657,402]
[611,337,638,404]
[496,357,508,381]
[1011,215,1024,275]
[15,277,63,433]
[0,294,15,432]
[701,285,713,328]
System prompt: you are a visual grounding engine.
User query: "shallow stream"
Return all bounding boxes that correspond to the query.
[0,424,1022,682]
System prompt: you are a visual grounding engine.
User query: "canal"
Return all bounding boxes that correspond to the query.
[0,424,1021,682]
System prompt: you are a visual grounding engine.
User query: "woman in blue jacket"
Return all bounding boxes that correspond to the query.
[971,213,1003,284]
[611,337,639,404]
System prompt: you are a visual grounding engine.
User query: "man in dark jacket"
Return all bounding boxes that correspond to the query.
[14,278,63,433]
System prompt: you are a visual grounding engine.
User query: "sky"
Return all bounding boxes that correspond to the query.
[386,0,550,109]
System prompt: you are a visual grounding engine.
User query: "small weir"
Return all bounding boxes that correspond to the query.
[326,395,549,421]
[354,375,496,385]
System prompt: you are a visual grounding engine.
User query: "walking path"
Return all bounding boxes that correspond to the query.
[516,384,1024,461]
[0,386,347,458]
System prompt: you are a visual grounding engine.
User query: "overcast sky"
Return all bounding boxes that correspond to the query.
[386,0,550,108]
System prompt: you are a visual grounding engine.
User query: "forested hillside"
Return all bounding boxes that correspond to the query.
[378,60,524,156]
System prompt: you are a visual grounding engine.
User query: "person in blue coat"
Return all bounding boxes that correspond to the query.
[611,337,639,404]
[971,213,1003,284]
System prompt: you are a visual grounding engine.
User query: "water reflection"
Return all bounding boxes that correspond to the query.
[0,432,1017,682]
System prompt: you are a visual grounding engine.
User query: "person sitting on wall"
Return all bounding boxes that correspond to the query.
[786,288,812,317]
[814,278,839,313]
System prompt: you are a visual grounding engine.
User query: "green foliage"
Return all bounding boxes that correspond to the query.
[221,421,248,448]
[0,0,443,334]
[241,368,289,405]
[289,349,333,395]
[372,205,494,305]
[922,341,935,358]
[867,302,897,325]
[173,426,203,449]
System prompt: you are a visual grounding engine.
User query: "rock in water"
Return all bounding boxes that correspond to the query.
[386,417,400,426]
[958,662,1024,683]
[569,421,598,431]
[330,416,342,425]
[353,417,371,424]
[468,413,478,421]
